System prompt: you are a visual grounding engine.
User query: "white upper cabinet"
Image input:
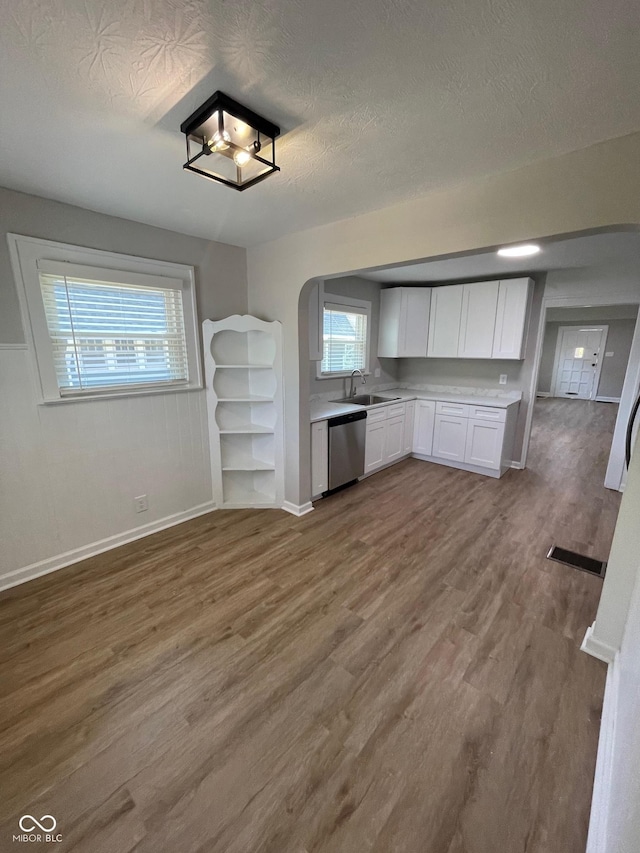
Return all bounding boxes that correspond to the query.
[427,284,464,357]
[378,287,431,358]
[377,277,531,361]
[458,281,500,358]
[492,278,532,360]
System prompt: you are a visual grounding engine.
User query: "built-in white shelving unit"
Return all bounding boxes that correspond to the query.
[204,316,284,509]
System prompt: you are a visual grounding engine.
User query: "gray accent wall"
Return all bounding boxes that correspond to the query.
[309,275,399,398]
[0,185,248,584]
[537,314,638,399]
[0,186,247,344]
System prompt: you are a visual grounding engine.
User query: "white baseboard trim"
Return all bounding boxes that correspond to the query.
[0,501,217,593]
[510,460,524,470]
[586,654,619,853]
[595,396,621,404]
[536,391,551,397]
[581,622,618,665]
[282,500,314,517]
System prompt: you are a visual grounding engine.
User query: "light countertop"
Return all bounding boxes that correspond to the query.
[380,388,522,408]
[310,400,367,423]
[310,387,521,423]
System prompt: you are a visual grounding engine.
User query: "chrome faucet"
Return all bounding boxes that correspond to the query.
[349,369,366,398]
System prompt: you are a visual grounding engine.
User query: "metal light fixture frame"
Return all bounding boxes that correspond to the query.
[180,91,280,191]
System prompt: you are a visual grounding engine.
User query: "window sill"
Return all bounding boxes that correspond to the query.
[39,384,203,405]
[316,371,372,381]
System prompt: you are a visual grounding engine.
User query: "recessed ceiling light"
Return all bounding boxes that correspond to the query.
[497,244,541,258]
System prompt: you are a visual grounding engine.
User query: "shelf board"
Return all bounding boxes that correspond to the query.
[213,364,273,369]
[218,427,274,435]
[222,462,275,471]
[216,396,273,403]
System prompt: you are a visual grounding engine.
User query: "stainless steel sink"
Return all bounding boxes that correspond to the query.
[332,394,401,406]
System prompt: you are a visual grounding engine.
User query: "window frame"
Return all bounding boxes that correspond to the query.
[8,234,202,404]
[316,292,372,379]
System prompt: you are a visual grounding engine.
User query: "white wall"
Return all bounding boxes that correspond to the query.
[248,130,640,506]
[585,433,640,853]
[0,187,247,589]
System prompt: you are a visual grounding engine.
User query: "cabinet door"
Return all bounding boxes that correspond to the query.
[432,413,467,462]
[310,420,328,496]
[308,280,324,360]
[413,400,435,456]
[365,421,386,473]
[385,415,405,464]
[458,281,500,358]
[464,418,504,469]
[400,289,431,357]
[427,285,464,357]
[404,401,416,453]
[378,288,402,357]
[492,278,532,359]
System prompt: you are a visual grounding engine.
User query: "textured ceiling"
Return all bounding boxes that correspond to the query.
[357,232,640,283]
[1,0,639,248]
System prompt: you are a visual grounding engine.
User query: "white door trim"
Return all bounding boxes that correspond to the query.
[550,325,608,400]
[521,293,640,491]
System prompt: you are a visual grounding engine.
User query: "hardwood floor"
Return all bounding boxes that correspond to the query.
[0,398,621,852]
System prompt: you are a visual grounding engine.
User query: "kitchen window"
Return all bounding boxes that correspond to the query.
[8,234,202,403]
[318,295,371,377]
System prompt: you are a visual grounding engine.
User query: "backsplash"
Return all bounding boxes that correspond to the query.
[310,381,521,404]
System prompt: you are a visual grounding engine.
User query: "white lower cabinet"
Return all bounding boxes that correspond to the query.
[432,414,467,462]
[404,401,416,453]
[310,420,328,497]
[365,419,386,473]
[364,403,409,474]
[412,400,435,456]
[336,395,516,488]
[385,416,405,464]
[465,418,504,470]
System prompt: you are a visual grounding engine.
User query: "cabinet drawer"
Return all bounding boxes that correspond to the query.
[367,408,387,424]
[385,402,406,419]
[436,401,469,417]
[468,405,506,423]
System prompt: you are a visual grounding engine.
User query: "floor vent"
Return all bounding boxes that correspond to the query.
[546,545,607,578]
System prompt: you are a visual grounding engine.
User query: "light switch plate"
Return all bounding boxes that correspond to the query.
[605,351,614,357]
[499,374,507,385]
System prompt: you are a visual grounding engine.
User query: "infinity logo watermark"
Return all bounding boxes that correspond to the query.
[13,815,62,843]
[18,817,56,833]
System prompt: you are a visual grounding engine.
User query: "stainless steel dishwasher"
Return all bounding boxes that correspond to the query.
[327,410,367,493]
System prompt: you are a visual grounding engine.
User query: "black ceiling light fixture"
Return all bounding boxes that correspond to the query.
[180,91,280,191]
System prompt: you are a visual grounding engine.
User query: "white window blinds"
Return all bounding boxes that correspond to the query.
[321,302,369,374]
[38,263,189,395]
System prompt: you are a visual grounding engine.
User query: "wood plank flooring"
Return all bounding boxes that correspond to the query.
[0,398,621,852]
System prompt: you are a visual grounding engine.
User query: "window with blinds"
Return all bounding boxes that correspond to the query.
[38,270,190,395]
[320,301,370,375]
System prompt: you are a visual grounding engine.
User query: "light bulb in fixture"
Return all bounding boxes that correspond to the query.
[209,129,231,152]
[497,244,541,258]
[233,148,252,167]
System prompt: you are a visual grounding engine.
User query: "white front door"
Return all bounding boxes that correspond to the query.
[552,326,608,400]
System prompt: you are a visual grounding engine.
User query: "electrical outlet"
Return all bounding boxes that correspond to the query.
[605,351,614,357]
[374,367,381,378]
[499,374,508,385]
[134,495,148,513]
